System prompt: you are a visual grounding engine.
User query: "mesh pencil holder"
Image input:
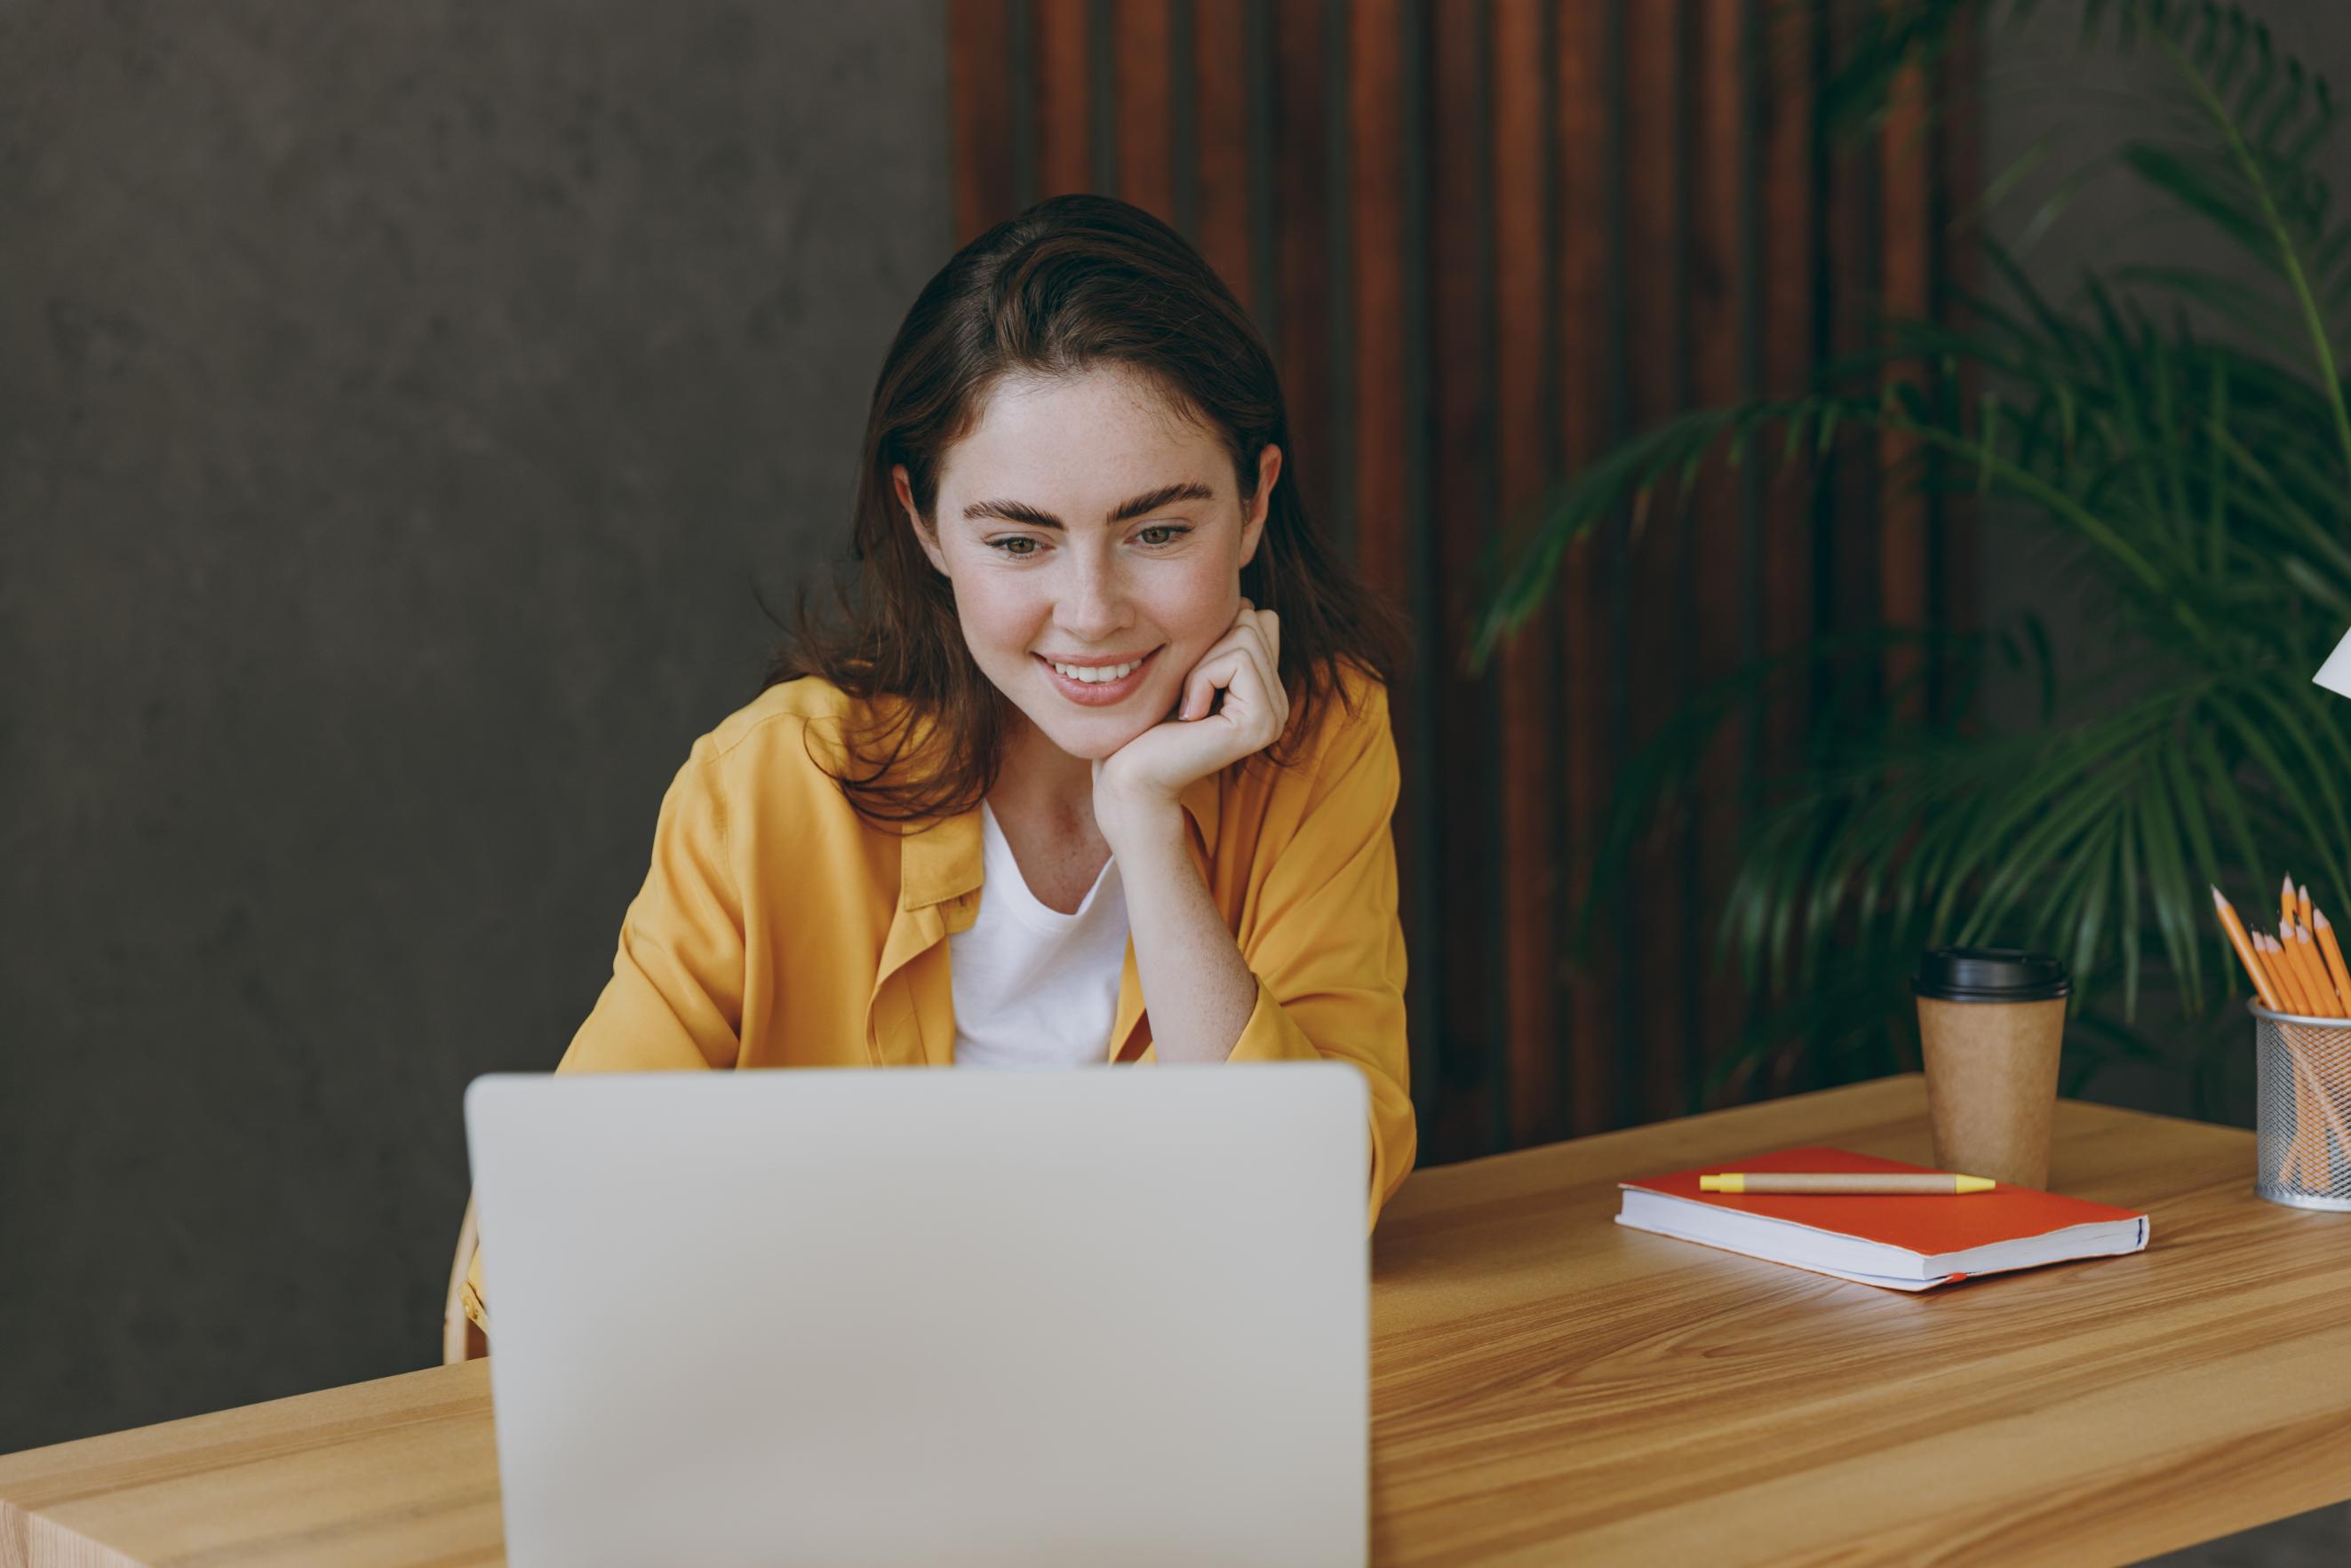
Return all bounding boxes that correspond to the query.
[2251,1003,2351,1211]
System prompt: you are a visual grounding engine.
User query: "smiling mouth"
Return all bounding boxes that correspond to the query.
[1037,649,1159,684]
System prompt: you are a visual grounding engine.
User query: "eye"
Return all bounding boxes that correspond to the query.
[1136,524,1190,546]
[986,536,1043,557]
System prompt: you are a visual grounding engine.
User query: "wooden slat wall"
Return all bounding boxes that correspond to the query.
[947,0,1980,1163]
[1493,0,1556,1150]
[1427,0,1502,1158]
[1751,0,1819,1102]
[1555,0,1615,1138]
[1692,0,1748,1120]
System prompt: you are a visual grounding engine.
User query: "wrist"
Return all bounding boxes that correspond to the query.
[1101,791,1188,860]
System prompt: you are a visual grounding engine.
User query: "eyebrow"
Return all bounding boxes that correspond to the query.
[960,481,1216,530]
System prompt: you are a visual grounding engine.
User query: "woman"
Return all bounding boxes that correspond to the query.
[461,193,1415,1337]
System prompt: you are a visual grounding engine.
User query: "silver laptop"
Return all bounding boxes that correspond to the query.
[462,1062,1369,1567]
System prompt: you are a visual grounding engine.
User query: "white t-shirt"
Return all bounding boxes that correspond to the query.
[948,802,1129,1068]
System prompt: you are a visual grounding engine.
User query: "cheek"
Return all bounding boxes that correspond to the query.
[1151,567,1240,647]
[944,568,1041,653]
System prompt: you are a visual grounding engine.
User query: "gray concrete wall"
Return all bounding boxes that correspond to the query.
[0,1,948,1452]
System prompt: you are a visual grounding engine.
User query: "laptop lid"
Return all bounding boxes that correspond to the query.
[462,1062,1369,1567]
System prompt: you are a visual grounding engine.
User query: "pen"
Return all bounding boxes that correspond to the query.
[1699,1172,1997,1194]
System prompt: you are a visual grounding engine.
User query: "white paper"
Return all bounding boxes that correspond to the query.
[2315,625,2351,697]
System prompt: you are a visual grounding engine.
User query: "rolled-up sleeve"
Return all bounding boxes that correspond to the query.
[1223,682,1416,1230]
[462,735,746,1335]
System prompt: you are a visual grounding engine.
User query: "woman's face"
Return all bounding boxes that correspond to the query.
[897,367,1279,762]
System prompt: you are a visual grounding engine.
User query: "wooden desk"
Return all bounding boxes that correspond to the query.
[5,1074,2348,1565]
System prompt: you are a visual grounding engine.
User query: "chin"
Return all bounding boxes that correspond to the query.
[1006,674,1173,760]
[1032,712,1156,761]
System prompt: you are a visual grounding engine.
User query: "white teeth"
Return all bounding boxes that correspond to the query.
[1051,658,1141,683]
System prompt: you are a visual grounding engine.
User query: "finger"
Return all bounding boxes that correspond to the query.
[1183,646,1281,744]
[1228,625,1280,720]
[1228,610,1280,700]
[1236,611,1280,708]
[1184,609,1283,724]
[1179,649,1239,720]
[1181,646,1265,722]
[1221,609,1277,675]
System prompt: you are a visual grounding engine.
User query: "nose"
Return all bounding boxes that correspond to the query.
[1054,545,1134,644]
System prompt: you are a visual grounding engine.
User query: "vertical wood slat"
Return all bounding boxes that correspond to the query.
[1429,0,1502,1159]
[1623,0,1688,1123]
[1937,18,1984,724]
[1827,0,1882,653]
[1347,0,1431,1132]
[1879,60,1933,726]
[1689,0,1746,1106]
[1273,0,1334,522]
[1493,0,1556,1149]
[1555,0,1614,1136]
[1192,0,1256,319]
[1803,0,1885,1100]
[949,0,1017,248]
[1033,0,1093,198]
[1400,0,1446,1148]
[1350,0,1408,606]
[1755,0,1818,1102]
[1112,0,1176,222]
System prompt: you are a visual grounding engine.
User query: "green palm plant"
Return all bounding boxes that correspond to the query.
[1473,0,2351,1117]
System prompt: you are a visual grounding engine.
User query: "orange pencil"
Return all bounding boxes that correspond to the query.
[2294,922,2341,1016]
[2319,904,2351,1092]
[2258,929,2342,1184]
[2314,909,2351,1164]
[2278,923,2318,1014]
[2267,932,2314,1014]
[2245,935,2282,1011]
[2316,909,2351,1014]
[2290,922,2340,1016]
[2299,882,2315,935]
[2251,934,2280,1009]
[2256,933,2291,1011]
[2267,934,2311,1182]
[2212,887,2283,1009]
[2283,874,2299,934]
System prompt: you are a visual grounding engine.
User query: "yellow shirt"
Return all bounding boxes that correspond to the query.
[461,663,1415,1333]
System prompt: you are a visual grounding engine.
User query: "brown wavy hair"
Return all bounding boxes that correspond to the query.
[763,192,1408,825]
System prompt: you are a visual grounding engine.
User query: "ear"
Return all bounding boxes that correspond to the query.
[895,464,949,576]
[1238,443,1279,569]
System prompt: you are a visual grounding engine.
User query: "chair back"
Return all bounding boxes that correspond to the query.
[443,1192,488,1363]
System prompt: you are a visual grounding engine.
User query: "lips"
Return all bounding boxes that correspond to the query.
[1034,647,1160,706]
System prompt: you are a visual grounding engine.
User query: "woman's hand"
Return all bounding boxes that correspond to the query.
[1091,601,1287,852]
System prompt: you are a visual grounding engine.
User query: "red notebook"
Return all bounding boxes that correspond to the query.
[1615,1145,2149,1292]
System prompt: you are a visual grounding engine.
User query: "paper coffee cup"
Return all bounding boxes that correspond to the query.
[1912,948,2071,1190]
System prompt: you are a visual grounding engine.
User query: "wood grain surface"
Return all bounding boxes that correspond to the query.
[5,1075,2346,1566]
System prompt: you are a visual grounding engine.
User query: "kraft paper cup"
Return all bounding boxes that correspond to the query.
[1912,947,2072,1190]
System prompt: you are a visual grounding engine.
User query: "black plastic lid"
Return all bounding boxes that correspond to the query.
[1911,946,2071,1003]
